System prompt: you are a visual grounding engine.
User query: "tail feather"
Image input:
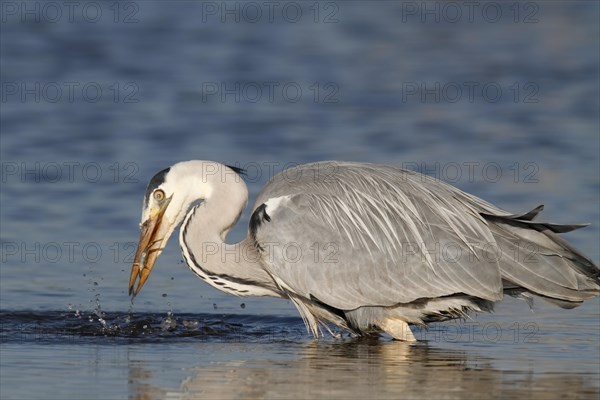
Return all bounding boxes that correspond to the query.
[482,207,599,308]
[481,205,590,233]
[483,204,545,221]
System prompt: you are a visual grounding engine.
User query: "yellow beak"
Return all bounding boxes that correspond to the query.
[129,197,172,298]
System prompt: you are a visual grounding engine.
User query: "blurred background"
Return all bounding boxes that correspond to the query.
[1,1,598,315]
[1,2,599,399]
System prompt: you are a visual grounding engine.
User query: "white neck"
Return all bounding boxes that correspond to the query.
[178,165,280,297]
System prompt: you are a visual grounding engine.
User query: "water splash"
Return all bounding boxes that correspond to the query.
[67,303,82,319]
[0,310,306,343]
[160,309,177,332]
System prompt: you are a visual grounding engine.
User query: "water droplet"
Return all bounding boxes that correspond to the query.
[240,303,246,309]
[183,320,199,329]
[160,311,176,331]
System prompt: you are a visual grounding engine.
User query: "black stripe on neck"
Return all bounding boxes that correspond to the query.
[180,206,261,292]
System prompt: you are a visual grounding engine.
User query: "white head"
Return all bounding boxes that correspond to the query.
[129,160,247,297]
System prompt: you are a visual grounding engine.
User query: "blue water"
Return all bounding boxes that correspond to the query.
[1,1,599,399]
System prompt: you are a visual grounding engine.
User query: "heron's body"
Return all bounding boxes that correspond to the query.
[130,161,599,341]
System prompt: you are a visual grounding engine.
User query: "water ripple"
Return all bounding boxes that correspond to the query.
[0,310,306,344]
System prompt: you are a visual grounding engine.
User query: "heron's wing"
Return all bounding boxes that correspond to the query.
[251,163,506,310]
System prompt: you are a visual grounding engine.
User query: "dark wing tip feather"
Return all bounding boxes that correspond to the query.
[532,222,590,233]
[226,164,247,177]
[481,204,590,233]
[249,204,271,246]
[519,204,544,221]
[480,204,544,222]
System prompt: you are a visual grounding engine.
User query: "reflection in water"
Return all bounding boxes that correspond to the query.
[128,362,166,400]
[129,339,599,399]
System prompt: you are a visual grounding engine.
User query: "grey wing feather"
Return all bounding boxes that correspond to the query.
[483,215,598,303]
[253,162,503,309]
[252,162,599,310]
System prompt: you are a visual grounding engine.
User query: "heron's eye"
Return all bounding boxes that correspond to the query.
[153,189,165,202]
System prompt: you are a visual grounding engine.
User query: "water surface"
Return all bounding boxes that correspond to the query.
[1,1,598,399]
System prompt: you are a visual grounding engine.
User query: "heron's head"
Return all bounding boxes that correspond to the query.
[128,161,218,298]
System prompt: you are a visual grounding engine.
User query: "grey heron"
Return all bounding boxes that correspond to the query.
[129,161,599,341]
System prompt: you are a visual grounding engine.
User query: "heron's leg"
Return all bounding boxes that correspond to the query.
[379,318,417,342]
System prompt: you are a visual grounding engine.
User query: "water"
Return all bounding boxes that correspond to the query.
[1,1,598,399]
[1,298,599,399]
[1,300,599,399]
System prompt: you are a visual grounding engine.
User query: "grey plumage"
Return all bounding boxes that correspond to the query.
[131,160,599,340]
[250,162,598,336]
